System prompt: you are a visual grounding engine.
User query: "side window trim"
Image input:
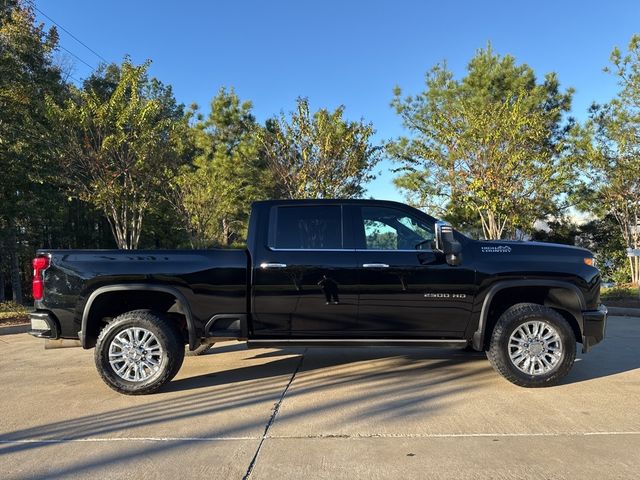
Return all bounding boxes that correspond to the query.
[340,204,345,248]
[354,249,430,253]
[352,206,367,249]
[268,247,355,252]
[267,205,278,247]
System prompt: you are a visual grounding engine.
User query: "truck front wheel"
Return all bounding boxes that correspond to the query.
[487,303,576,388]
[95,310,185,395]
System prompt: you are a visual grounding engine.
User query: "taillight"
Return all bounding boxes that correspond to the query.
[32,255,50,301]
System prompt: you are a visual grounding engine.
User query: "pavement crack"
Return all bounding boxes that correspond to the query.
[242,349,306,480]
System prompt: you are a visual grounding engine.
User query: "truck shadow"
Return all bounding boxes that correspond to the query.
[168,347,488,392]
[0,349,491,468]
[194,333,640,389]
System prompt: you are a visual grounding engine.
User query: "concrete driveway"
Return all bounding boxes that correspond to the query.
[1,315,639,479]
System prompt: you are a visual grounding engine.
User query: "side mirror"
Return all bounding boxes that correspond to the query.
[435,221,462,266]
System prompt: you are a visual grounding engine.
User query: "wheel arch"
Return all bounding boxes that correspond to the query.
[80,284,196,350]
[472,280,585,351]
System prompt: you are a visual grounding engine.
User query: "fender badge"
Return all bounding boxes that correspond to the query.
[481,245,512,253]
[424,293,467,299]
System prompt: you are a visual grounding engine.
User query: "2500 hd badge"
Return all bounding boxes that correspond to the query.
[424,293,467,299]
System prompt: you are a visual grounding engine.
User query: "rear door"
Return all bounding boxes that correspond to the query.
[251,204,359,337]
[353,205,475,337]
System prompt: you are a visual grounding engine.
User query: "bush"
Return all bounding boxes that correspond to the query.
[601,285,639,300]
[0,302,29,320]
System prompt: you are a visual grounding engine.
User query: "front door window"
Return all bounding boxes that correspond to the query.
[362,206,434,250]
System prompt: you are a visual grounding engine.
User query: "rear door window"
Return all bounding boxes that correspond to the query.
[272,206,342,249]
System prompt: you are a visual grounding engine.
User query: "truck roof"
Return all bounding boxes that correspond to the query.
[252,198,413,208]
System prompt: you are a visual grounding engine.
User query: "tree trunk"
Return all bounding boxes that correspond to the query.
[131,209,143,250]
[0,250,5,303]
[637,255,640,300]
[8,223,22,304]
[106,206,144,250]
[479,210,504,240]
[630,254,640,287]
[222,218,232,246]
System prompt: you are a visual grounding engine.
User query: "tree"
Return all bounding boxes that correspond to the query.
[49,59,189,249]
[577,216,631,285]
[571,35,640,286]
[530,218,580,245]
[259,97,381,199]
[0,0,67,301]
[168,88,271,247]
[389,45,573,239]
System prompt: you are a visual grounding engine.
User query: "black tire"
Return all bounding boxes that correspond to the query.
[95,309,185,395]
[487,303,576,388]
[185,342,214,357]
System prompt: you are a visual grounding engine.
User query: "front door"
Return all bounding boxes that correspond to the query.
[353,205,475,337]
[251,204,359,337]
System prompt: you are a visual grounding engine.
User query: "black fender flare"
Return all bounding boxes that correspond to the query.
[80,284,197,350]
[472,279,586,350]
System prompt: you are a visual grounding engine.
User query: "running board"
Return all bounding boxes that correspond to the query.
[246,339,468,348]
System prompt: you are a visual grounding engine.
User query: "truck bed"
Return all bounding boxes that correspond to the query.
[36,249,249,341]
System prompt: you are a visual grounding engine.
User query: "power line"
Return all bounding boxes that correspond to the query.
[29,2,108,63]
[57,43,95,70]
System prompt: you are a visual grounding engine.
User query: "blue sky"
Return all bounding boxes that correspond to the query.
[37,0,640,201]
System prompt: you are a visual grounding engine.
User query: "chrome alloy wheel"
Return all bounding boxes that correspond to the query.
[508,321,563,376]
[108,327,164,382]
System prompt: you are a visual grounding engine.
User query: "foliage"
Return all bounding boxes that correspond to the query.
[0,0,68,302]
[576,216,631,285]
[48,59,190,249]
[167,88,271,247]
[0,301,28,320]
[571,35,640,285]
[532,215,631,284]
[259,97,381,199]
[389,45,573,239]
[600,285,639,300]
[530,219,580,245]
[138,198,191,249]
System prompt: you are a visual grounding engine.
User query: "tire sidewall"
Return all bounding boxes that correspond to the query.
[95,311,184,394]
[491,306,576,387]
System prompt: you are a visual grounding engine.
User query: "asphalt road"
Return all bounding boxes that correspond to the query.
[1,315,639,479]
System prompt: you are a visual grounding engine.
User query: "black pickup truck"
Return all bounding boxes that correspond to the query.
[29,199,607,394]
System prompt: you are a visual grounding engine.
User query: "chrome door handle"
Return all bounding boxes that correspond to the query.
[260,262,287,269]
[362,263,390,268]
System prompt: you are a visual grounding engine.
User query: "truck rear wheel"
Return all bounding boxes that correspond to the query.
[487,303,576,388]
[95,310,185,395]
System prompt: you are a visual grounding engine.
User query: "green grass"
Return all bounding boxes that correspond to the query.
[0,302,29,320]
[601,285,639,300]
